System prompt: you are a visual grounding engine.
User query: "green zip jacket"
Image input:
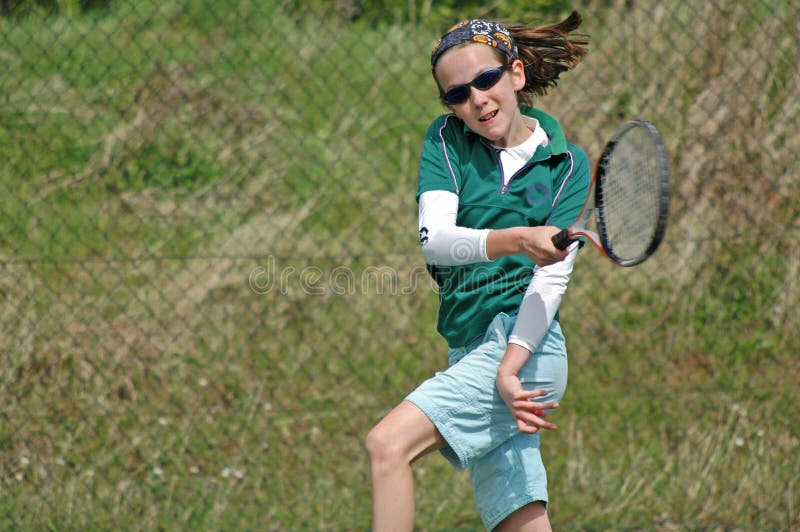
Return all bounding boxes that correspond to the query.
[416,106,590,348]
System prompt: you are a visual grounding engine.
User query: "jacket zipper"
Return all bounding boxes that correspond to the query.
[483,138,553,195]
[496,150,552,195]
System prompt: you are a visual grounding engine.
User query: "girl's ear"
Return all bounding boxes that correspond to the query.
[510,58,526,92]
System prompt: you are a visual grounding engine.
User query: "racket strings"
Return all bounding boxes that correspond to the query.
[598,126,663,262]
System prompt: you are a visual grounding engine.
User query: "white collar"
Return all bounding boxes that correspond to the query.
[493,117,549,160]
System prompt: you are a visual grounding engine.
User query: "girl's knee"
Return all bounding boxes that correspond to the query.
[365,419,396,455]
[364,423,385,458]
[365,421,404,471]
[366,401,442,469]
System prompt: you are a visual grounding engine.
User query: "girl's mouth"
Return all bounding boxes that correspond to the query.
[479,110,498,122]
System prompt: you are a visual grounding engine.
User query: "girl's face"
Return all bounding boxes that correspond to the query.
[434,44,528,148]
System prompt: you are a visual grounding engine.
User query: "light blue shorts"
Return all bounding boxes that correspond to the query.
[405,312,568,530]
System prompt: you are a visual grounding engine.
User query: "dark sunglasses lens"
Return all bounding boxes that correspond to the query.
[443,67,505,105]
[444,86,470,105]
[473,68,504,89]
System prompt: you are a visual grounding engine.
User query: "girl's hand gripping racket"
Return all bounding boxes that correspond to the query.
[552,119,671,267]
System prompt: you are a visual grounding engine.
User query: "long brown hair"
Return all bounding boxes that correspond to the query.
[502,10,589,104]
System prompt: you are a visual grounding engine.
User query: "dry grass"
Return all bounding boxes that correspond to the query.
[1,0,798,529]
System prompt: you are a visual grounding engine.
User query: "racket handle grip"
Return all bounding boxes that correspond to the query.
[551,228,574,250]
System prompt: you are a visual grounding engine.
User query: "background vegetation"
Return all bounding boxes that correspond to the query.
[1,0,798,529]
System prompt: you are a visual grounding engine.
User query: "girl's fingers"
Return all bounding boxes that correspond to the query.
[516,418,539,434]
[509,389,560,432]
[512,399,559,412]
[513,390,559,407]
[516,389,547,400]
[515,410,558,431]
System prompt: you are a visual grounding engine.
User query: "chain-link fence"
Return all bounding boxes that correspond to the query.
[2,0,798,529]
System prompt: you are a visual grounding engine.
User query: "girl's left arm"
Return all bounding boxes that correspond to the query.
[496,242,578,432]
[496,343,560,433]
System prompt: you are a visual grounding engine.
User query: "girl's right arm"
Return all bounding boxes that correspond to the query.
[419,189,568,267]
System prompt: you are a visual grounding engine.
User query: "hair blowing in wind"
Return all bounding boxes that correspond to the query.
[506,10,589,100]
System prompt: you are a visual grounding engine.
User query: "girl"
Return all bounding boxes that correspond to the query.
[366,11,590,531]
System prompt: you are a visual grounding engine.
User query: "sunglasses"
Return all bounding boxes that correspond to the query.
[442,65,509,105]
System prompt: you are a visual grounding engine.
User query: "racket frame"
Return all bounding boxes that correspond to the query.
[551,119,671,267]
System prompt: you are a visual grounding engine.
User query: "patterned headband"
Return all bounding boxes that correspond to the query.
[431,19,518,67]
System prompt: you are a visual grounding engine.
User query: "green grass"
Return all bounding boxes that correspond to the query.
[1,0,799,530]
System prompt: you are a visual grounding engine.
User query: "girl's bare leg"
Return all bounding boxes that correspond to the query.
[495,501,551,532]
[365,400,446,532]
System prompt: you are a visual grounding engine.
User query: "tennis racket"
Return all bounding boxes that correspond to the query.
[551,119,671,267]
